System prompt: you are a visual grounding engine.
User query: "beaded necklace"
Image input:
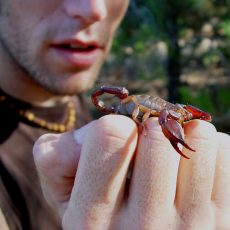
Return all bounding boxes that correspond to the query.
[0,90,76,133]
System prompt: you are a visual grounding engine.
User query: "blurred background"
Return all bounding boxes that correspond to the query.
[92,0,230,134]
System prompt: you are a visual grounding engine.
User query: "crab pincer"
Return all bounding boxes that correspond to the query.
[159,109,195,159]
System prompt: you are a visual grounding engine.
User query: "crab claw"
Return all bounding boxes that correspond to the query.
[159,110,195,159]
[184,104,212,122]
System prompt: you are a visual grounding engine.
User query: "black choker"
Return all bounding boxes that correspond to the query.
[0,90,76,133]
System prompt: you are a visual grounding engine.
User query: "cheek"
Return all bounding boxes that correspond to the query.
[107,0,129,27]
[1,0,60,32]
[102,0,128,51]
[0,1,56,43]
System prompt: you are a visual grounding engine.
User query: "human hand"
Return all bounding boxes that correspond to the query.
[33,115,230,230]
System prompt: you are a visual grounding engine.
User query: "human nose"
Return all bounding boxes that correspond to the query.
[63,0,107,24]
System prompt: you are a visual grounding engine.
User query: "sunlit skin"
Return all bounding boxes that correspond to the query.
[0,0,129,105]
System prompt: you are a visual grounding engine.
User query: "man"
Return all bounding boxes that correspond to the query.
[0,0,129,229]
[1,1,230,230]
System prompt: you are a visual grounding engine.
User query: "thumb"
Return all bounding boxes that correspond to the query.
[33,121,95,217]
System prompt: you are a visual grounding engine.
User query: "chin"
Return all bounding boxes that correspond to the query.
[35,64,100,95]
[52,78,97,95]
[66,70,99,93]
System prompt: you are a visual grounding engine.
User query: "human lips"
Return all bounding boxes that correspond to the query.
[50,39,103,68]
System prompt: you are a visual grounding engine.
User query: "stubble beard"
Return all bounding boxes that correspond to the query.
[0,32,96,96]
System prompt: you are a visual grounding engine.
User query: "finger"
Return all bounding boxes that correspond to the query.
[62,115,138,230]
[127,118,180,228]
[212,132,230,228]
[176,120,218,228]
[33,121,95,215]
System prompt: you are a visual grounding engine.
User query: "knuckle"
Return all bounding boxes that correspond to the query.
[143,117,170,143]
[95,114,137,142]
[185,120,217,140]
[33,133,61,173]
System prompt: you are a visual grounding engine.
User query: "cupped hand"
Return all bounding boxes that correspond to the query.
[33,115,230,230]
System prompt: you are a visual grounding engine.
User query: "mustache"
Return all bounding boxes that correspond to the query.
[44,22,109,45]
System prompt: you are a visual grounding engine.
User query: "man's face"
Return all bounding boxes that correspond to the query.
[0,0,129,94]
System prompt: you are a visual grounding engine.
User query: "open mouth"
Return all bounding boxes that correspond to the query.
[52,43,99,52]
[52,42,99,52]
[50,40,102,67]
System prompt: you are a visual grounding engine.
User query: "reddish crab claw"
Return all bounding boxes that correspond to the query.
[183,105,212,122]
[158,104,212,158]
[159,109,195,159]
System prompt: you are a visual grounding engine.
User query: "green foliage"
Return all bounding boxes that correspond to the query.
[178,86,215,114]
[217,89,230,112]
[112,20,155,55]
[103,0,230,132]
[202,50,221,67]
[219,20,230,37]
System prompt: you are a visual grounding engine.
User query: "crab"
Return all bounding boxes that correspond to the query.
[91,86,212,159]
